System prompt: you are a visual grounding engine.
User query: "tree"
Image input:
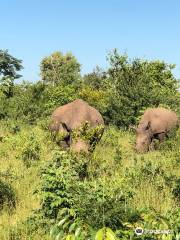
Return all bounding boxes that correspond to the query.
[40,51,81,85]
[7,81,47,123]
[105,49,180,127]
[83,66,107,90]
[0,50,23,97]
[80,66,109,115]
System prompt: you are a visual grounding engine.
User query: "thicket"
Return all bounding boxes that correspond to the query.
[0,49,179,239]
[0,49,180,126]
[0,179,16,211]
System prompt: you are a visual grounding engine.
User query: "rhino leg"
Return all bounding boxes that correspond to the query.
[149,140,155,151]
[64,134,72,146]
[157,132,166,142]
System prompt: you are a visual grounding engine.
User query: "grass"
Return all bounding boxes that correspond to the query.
[0,121,179,239]
[0,122,55,239]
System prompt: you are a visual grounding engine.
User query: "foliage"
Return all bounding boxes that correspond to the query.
[79,85,108,115]
[42,83,78,116]
[95,227,117,240]
[172,178,180,201]
[71,122,104,151]
[50,207,180,239]
[8,81,46,122]
[0,49,23,80]
[21,133,41,167]
[50,208,91,240]
[38,151,78,219]
[50,221,118,240]
[83,66,107,90]
[0,178,16,211]
[0,49,23,98]
[0,81,45,122]
[0,80,78,124]
[0,91,8,119]
[131,209,180,240]
[105,49,180,127]
[37,147,136,232]
[1,49,180,129]
[0,124,179,239]
[80,66,109,118]
[40,51,81,85]
[0,49,180,239]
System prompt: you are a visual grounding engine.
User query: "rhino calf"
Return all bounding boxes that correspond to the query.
[135,108,179,153]
[49,99,104,153]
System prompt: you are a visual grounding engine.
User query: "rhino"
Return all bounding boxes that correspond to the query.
[49,99,104,153]
[135,108,179,153]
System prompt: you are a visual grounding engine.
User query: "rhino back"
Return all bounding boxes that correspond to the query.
[51,99,103,130]
[142,108,179,133]
[88,106,104,126]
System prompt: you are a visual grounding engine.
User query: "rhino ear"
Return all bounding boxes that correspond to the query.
[61,122,71,132]
[145,121,151,130]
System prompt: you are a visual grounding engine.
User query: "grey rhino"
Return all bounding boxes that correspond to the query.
[49,99,104,153]
[135,108,179,153]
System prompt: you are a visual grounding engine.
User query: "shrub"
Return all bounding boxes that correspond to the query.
[105,49,180,127]
[71,122,105,151]
[38,151,78,219]
[42,84,78,116]
[0,179,16,211]
[37,149,137,237]
[172,178,180,201]
[21,134,41,167]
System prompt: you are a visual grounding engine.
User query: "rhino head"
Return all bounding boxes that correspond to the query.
[135,121,153,153]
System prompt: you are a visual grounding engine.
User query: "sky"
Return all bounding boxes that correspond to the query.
[0,0,180,81]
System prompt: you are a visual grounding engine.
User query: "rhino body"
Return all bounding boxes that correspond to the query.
[136,108,179,152]
[50,99,104,153]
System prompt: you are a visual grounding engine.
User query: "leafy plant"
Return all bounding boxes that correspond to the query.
[105,49,180,127]
[40,51,81,86]
[71,122,104,151]
[172,178,180,201]
[0,178,16,211]
[21,134,41,167]
[95,227,117,240]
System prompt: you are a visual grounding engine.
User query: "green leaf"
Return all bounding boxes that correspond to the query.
[50,225,60,237]
[65,234,75,240]
[95,228,103,240]
[106,228,117,239]
[69,222,77,233]
[95,227,117,240]
[75,227,81,238]
[55,230,64,240]
[63,220,72,230]
[58,218,68,227]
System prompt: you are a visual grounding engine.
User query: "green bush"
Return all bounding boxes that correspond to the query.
[21,134,41,167]
[105,49,180,127]
[172,178,180,201]
[0,179,16,211]
[39,151,78,219]
[37,149,139,238]
[0,49,180,240]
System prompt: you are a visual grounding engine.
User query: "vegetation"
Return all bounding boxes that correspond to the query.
[0,49,23,98]
[40,51,81,86]
[0,49,179,239]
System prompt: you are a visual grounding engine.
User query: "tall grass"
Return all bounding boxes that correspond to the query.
[0,122,179,239]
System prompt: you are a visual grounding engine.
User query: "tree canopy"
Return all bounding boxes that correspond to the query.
[0,50,23,98]
[0,49,23,79]
[0,48,180,127]
[40,51,81,86]
[105,49,180,126]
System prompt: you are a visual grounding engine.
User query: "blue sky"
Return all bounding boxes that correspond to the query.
[0,0,180,81]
